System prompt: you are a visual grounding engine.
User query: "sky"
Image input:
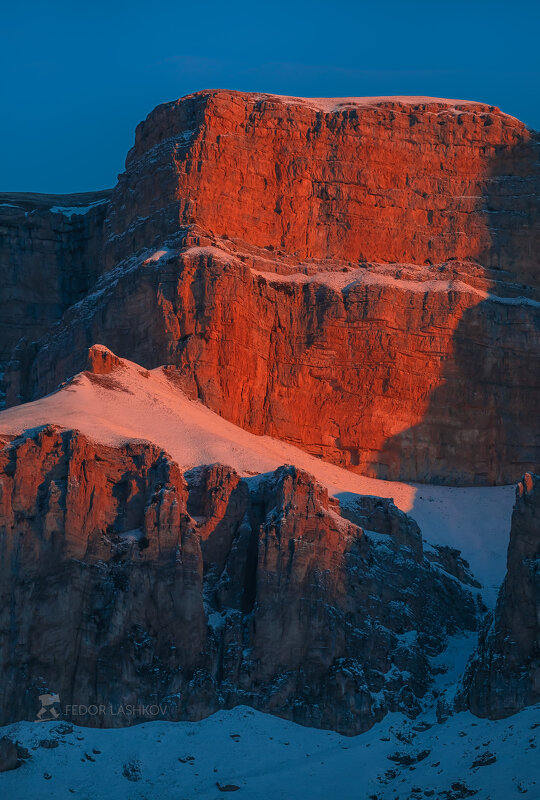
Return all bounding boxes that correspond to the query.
[1,0,539,194]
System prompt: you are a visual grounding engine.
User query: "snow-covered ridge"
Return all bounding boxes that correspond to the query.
[255,93,488,112]
[0,190,112,215]
[164,89,519,121]
[240,91,520,122]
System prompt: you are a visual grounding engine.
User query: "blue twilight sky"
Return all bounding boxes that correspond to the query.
[1,0,539,194]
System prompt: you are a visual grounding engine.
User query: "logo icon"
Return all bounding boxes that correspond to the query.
[36,693,61,721]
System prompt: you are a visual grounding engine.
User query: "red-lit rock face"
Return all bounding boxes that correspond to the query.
[9,247,538,484]
[106,91,539,283]
[3,92,539,484]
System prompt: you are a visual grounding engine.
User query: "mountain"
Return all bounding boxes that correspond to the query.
[0,92,539,789]
[0,190,110,378]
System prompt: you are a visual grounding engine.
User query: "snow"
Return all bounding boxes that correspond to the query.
[142,249,172,264]
[1,702,538,799]
[48,199,109,217]
[117,528,145,542]
[0,352,515,598]
[252,93,518,121]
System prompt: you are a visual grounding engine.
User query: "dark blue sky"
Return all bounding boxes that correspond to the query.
[2,0,538,193]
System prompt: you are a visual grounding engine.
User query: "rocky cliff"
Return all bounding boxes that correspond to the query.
[459,472,540,717]
[2,92,538,484]
[7,246,539,484]
[0,420,479,734]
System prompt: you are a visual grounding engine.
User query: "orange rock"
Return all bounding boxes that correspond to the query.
[107,91,539,284]
[86,344,124,375]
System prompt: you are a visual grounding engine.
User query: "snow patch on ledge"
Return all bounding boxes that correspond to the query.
[142,249,173,265]
[49,198,109,217]
[251,266,540,308]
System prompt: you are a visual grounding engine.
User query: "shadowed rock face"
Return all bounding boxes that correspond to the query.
[0,191,111,373]
[2,92,539,484]
[459,473,540,717]
[0,426,478,734]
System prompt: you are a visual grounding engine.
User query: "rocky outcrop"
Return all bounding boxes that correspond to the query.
[2,92,539,484]
[0,191,111,407]
[459,473,540,717]
[0,737,28,772]
[0,425,478,734]
[86,343,126,375]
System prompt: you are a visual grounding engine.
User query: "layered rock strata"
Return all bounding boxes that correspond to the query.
[6,246,539,484]
[105,92,540,281]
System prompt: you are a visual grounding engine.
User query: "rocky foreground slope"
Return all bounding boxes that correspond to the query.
[0,417,478,733]
[0,347,537,735]
[2,92,540,483]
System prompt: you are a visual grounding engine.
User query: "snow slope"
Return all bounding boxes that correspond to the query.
[1,702,538,800]
[0,352,515,597]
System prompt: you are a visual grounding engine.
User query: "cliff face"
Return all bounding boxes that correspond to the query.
[459,473,540,717]
[0,423,478,734]
[2,92,539,484]
[106,92,539,282]
[6,247,539,484]
[0,191,111,407]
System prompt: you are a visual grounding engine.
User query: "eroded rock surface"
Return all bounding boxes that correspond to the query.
[0,426,478,734]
